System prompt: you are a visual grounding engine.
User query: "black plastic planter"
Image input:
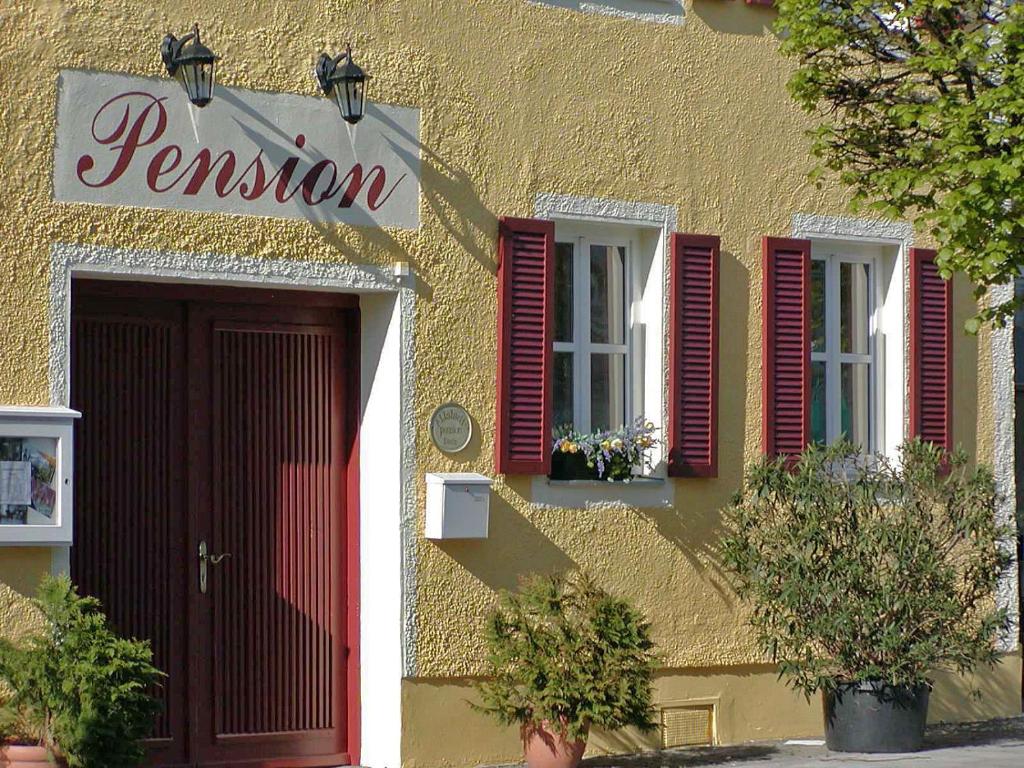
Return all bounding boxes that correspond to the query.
[824,681,930,753]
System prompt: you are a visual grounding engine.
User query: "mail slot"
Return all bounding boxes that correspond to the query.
[425,472,491,540]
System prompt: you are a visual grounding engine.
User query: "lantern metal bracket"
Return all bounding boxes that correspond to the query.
[161,24,200,76]
[315,45,354,94]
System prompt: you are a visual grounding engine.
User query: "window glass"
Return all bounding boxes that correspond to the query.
[841,362,871,449]
[590,245,626,344]
[553,352,575,430]
[810,361,827,445]
[811,253,877,452]
[554,242,575,343]
[590,353,626,432]
[841,262,871,354]
[811,260,827,353]
[1014,278,1024,386]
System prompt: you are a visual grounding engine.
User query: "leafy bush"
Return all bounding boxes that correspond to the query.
[474,572,657,741]
[721,440,1013,696]
[0,576,163,767]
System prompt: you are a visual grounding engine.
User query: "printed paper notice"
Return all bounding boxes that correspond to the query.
[0,461,31,505]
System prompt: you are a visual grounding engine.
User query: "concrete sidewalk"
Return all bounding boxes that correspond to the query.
[579,718,1024,767]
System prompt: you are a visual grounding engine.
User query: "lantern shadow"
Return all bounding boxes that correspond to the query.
[690,0,779,37]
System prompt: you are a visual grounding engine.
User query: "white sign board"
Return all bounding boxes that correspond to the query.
[54,69,421,229]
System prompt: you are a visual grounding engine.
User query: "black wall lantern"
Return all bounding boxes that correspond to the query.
[315,45,370,125]
[161,24,219,107]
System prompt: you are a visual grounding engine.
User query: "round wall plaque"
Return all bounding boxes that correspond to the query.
[429,402,473,454]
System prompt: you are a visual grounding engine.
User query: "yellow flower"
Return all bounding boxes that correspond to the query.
[600,440,612,451]
[611,438,624,450]
[559,439,571,453]
[644,421,654,430]
[568,442,579,454]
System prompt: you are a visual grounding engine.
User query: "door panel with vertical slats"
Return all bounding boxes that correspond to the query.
[192,305,351,767]
[72,284,356,768]
[70,299,188,767]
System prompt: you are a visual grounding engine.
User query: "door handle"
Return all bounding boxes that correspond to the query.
[198,540,232,595]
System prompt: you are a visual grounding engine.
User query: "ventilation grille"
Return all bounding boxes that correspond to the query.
[661,705,714,748]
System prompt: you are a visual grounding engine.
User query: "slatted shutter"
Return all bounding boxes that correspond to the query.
[762,237,812,460]
[495,216,555,475]
[668,233,719,477]
[909,248,952,450]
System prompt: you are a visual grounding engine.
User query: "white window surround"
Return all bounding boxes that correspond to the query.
[533,193,676,509]
[47,242,415,768]
[793,214,911,462]
[527,0,684,25]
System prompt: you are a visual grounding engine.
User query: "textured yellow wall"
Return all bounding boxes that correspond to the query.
[402,657,1023,768]
[0,0,1012,765]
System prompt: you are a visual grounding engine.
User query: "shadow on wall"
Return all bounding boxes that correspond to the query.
[431,485,578,592]
[951,276,979,463]
[928,658,1023,725]
[690,0,778,37]
[635,249,750,607]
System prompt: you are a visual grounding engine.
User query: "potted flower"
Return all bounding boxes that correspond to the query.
[474,572,657,768]
[0,707,48,768]
[0,576,163,768]
[721,440,1012,753]
[551,418,657,481]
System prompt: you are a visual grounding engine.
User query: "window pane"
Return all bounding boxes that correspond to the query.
[811,360,827,444]
[590,245,626,344]
[811,260,826,353]
[841,363,871,449]
[590,353,626,432]
[841,262,871,354]
[1015,278,1024,386]
[554,242,574,343]
[553,352,574,430]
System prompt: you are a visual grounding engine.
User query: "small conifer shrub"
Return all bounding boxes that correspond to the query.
[0,576,163,768]
[474,572,657,741]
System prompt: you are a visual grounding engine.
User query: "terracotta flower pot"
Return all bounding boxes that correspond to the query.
[0,744,51,768]
[521,721,588,768]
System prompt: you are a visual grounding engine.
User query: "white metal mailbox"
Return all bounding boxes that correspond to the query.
[425,473,492,540]
[0,406,81,545]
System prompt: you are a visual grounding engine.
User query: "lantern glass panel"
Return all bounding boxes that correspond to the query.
[334,78,365,124]
[181,60,216,107]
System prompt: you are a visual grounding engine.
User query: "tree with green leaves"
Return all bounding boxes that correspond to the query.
[777,0,1024,326]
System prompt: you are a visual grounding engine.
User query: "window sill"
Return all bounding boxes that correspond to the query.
[545,477,665,487]
[529,472,674,509]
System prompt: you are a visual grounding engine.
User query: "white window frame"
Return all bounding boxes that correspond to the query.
[553,225,641,434]
[810,250,880,452]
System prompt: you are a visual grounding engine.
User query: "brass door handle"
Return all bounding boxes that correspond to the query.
[198,540,232,594]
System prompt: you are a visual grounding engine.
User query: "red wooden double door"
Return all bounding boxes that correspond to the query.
[69,281,359,768]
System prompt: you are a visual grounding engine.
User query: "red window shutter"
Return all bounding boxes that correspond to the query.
[668,233,720,478]
[909,248,952,450]
[495,216,555,475]
[762,236,812,460]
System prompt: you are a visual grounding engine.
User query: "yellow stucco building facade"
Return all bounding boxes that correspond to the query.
[0,1,1020,767]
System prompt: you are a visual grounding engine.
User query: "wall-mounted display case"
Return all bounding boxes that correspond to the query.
[0,406,80,545]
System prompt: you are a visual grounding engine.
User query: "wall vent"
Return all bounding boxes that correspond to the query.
[660,704,714,748]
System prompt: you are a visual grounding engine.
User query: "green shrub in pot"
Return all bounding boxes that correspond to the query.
[720,440,1012,752]
[0,576,163,768]
[474,572,657,768]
